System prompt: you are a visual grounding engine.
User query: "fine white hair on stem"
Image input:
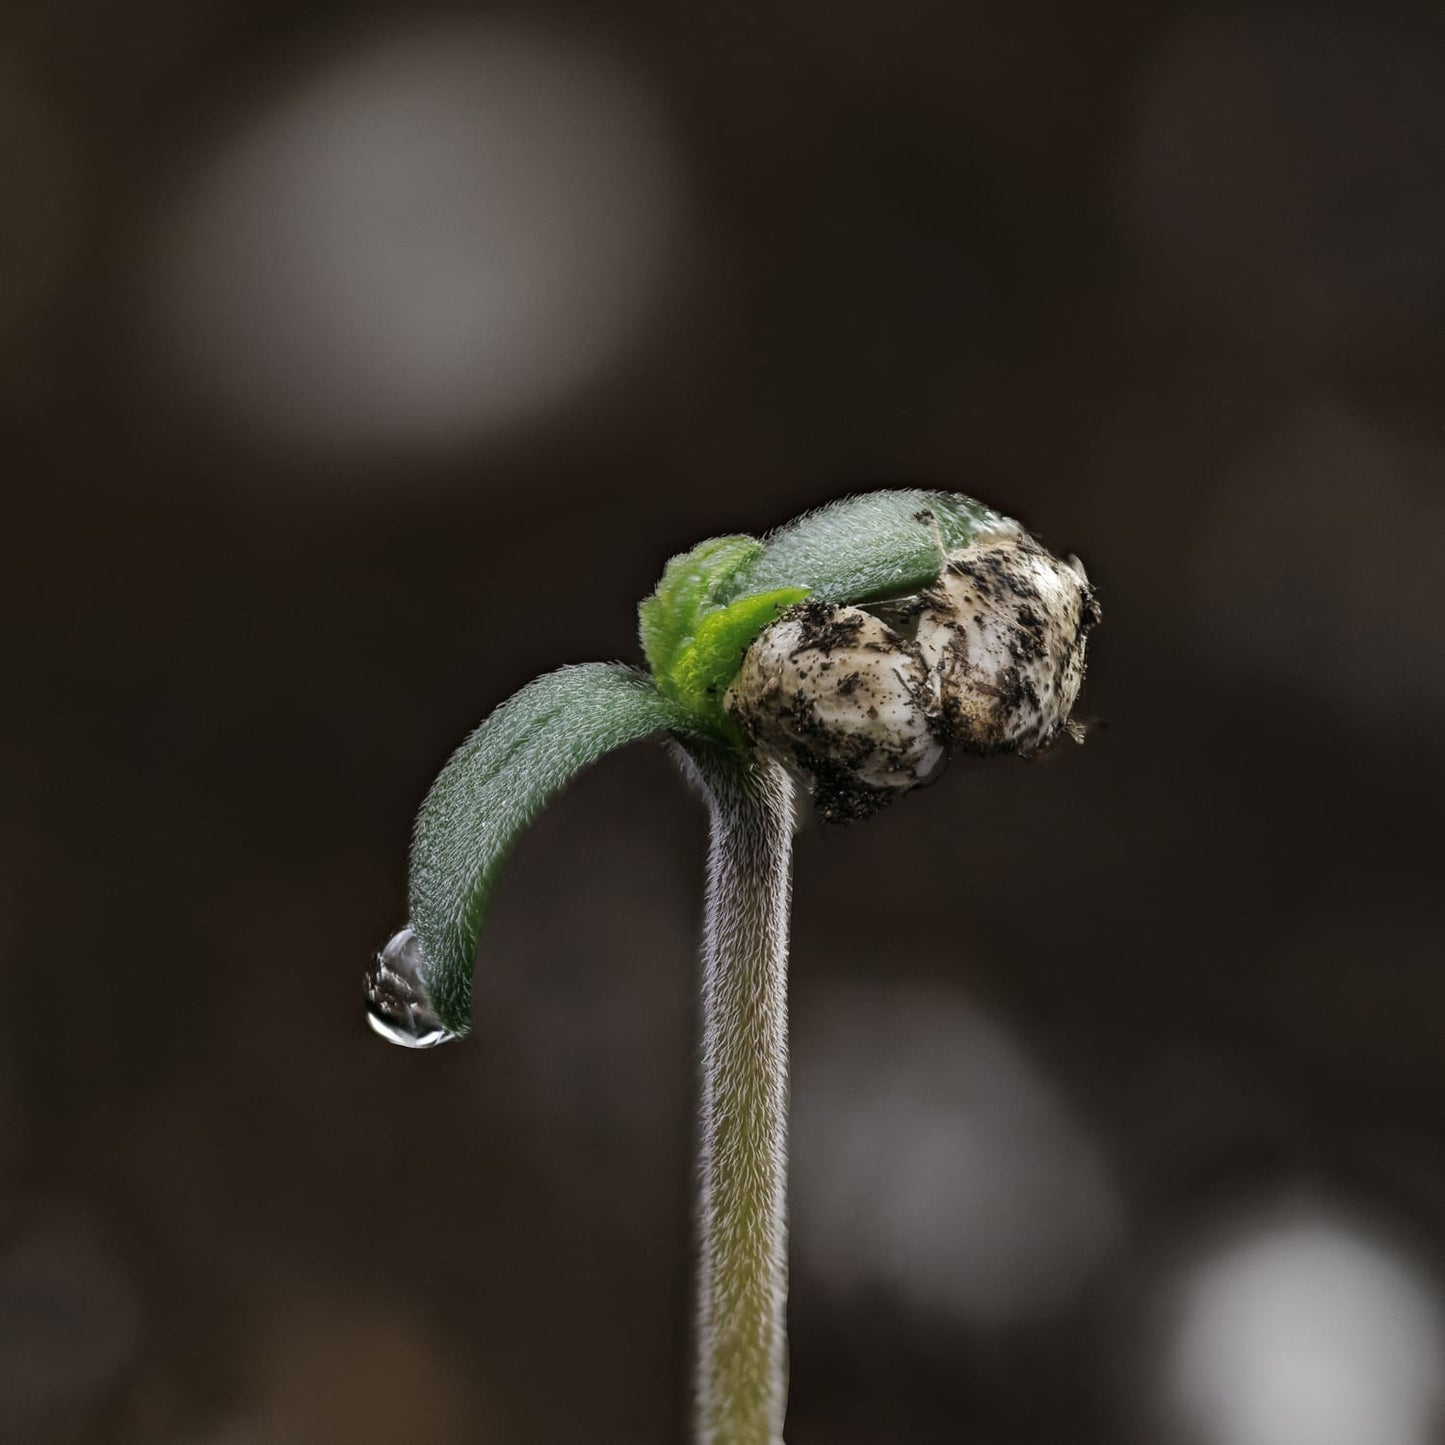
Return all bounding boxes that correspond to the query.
[674,741,795,1445]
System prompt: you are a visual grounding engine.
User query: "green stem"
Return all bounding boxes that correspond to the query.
[679,742,795,1445]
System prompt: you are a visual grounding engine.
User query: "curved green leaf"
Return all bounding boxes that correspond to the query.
[721,489,1008,605]
[408,664,694,1035]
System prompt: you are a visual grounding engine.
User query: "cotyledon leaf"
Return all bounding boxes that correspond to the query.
[404,664,696,1037]
[720,489,1012,606]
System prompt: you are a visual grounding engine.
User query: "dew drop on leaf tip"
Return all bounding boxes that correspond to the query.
[364,926,459,1048]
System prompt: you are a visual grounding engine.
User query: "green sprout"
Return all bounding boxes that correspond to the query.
[365,489,1099,1444]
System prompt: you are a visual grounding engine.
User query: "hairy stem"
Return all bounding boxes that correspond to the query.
[679,742,795,1445]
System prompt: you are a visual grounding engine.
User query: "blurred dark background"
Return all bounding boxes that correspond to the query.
[4,1,1445,1441]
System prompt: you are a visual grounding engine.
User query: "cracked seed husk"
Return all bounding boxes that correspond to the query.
[724,524,1100,820]
[917,527,1099,756]
[725,600,945,822]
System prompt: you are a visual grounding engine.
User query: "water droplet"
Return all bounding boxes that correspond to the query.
[364,927,459,1048]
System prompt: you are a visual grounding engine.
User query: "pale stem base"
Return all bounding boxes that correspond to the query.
[680,743,795,1445]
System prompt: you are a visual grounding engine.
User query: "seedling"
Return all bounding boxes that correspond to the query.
[366,489,1099,1444]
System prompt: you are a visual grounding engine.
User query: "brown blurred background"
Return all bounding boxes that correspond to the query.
[3,2,1445,1441]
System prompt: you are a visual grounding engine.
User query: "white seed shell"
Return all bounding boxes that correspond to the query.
[725,602,944,821]
[916,528,1097,755]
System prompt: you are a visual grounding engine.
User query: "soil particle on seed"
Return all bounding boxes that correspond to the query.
[919,529,1098,757]
[724,526,1099,821]
[726,601,946,820]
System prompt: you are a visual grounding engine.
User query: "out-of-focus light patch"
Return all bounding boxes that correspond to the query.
[1119,8,1445,354]
[250,1291,481,1444]
[187,1286,489,1445]
[1193,405,1445,732]
[792,983,1123,1328]
[0,1210,142,1432]
[146,21,684,452]
[0,59,80,340]
[1160,1208,1445,1445]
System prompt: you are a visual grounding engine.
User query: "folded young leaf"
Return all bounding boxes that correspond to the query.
[407,664,695,1036]
[638,534,763,681]
[665,587,810,721]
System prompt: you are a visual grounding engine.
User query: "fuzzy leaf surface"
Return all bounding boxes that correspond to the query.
[638,535,763,680]
[722,489,1007,605]
[409,664,693,1033]
[667,587,810,716]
